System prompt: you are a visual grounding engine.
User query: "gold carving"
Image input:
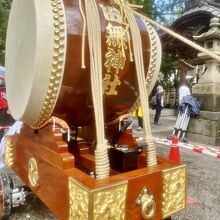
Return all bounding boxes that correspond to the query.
[103,74,121,95]
[105,47,126,74]
[162,165,186,219]
[136,187,156,220]
[101,5,123,24]
[142,20,158,87]
[100,4,132,96]
[68,177,127,220]
[69,177,89,220]
[32,0,66,128]
[93,183,127,219]
[28,157,39,187]
[4,136,14,168]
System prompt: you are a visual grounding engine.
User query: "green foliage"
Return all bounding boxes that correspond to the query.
[158,53,180,92]
[0,0,12,65]
[130,0,186,23]
[152,0,186,24]
[129,0,153,15]
[131,1,185,93]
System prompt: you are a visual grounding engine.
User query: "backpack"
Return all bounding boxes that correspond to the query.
[150,95,157,106]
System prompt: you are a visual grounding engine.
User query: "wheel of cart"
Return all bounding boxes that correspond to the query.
[168,95,200,142]
[0,169,28,218]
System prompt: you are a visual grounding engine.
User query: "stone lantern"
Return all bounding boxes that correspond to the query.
[188,17,220,146]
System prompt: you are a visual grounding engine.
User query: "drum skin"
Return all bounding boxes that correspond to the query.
[6,0,156,127]
[55,0,150,126]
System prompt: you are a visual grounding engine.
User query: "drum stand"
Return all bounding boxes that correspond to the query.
[2,123,186,219]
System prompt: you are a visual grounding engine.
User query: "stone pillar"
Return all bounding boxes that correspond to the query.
[188,17,220,146]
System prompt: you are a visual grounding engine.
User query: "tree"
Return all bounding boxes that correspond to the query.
[131,0,187,105]
[130,0,154,16]
[152,0,185,24]
[0,0,12,65]
[130,0,186,23]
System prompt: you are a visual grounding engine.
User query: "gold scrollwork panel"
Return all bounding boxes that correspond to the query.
[68,177,128,220]
[162,165,187,219]
[4,136,14,168]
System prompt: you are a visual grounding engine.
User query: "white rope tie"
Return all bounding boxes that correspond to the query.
[121,0,157,167]
[84,0,110,179]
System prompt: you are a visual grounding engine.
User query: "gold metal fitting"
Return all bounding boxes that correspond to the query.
[135,187,156,220]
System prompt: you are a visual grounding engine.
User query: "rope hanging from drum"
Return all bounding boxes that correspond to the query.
[81,0,158,169]
[83,0,110,179]
[79,0,86,69]
[120,0,157,167]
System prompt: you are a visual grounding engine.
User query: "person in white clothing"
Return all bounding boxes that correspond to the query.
[179,83,191,105]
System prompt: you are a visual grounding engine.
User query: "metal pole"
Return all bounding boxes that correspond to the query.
[172,110,182,135]
[177,105,188,138]
[181,112,191,138]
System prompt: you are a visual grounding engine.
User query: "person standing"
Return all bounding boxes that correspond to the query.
[179,82,191,105]
[0,68,15,141]
[154,86,164,125]
[135,107,143,130]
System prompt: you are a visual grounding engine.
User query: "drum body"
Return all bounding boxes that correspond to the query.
[5,0,161,128]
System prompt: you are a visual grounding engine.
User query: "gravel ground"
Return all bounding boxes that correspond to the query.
[1,116,220,219]
[137,116,220,220]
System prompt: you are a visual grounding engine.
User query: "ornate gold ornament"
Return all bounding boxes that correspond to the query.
[135,187,156,220]
[103,74,121,95]
[100,4,132,96]
[68,177,127,219]
[69,177,89,219]
[28,157,39,187]
[4,136,14,168]
[142,20,158,87]
[162,165,186,219]
[32,0,66,128]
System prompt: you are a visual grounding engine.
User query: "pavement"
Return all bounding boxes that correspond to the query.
[133,114,176,139]
[133,115,220,220]
[3,115,220,219]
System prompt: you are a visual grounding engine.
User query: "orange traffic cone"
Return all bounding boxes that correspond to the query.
[169,135,181,163]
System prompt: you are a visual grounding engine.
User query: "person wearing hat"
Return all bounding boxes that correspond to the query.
[153,85,164,125]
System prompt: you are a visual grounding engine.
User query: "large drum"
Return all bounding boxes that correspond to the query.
[5,0,161,128]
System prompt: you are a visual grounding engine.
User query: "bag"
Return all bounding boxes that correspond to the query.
[150,95,157,106]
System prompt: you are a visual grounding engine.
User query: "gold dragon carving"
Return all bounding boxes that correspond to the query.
[162,165,186,219]
[69,177,127,220]
[69,178,89,220]
[4,136,14,168]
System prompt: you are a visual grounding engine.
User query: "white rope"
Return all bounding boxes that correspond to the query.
[121,0,157,166]
[116,2,220,63]
[180,59,195,69]
[84,0,109,179]
[79,0,86,68]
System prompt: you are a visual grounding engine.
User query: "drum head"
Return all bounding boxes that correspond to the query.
[5,0,66,128]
